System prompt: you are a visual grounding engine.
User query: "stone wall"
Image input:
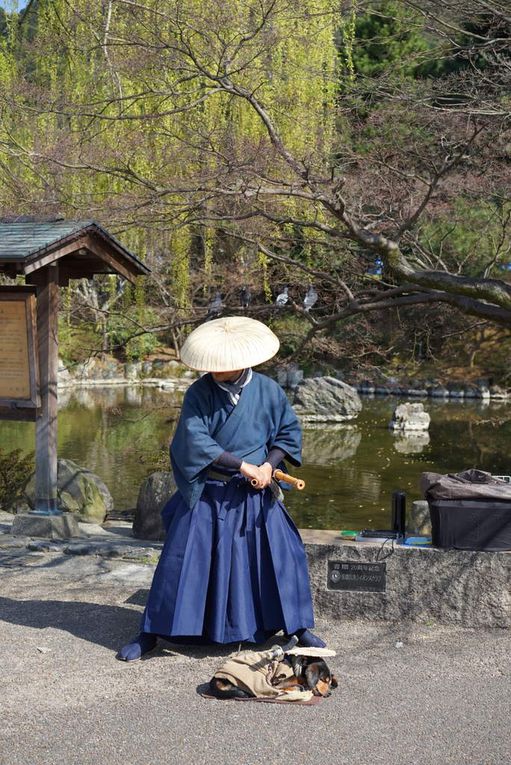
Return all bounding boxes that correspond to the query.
[355,382,509,401]
[305,541,511,629]
[2,514,510,629]
[58,356,196,388]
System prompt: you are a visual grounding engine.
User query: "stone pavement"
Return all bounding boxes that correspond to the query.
[1,544,510,765]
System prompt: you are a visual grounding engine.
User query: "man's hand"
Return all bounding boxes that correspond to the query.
[240,461,273,490]
[259,462,273,487]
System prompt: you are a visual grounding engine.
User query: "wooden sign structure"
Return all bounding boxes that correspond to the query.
[0,219,150,517]
[0,287,40,421]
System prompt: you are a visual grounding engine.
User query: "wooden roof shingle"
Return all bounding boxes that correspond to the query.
[0,219,150,282]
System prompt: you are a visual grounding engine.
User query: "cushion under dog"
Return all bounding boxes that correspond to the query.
[213,648,315,702]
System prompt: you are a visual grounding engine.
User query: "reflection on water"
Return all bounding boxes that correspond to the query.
[301,426,361,465]
[1,387,510,531]
[392,431,430,454]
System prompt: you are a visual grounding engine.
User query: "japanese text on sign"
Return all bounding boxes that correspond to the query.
[327,560,386,592]
[0,301,31,399]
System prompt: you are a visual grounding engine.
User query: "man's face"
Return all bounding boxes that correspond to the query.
[211,369,243,383]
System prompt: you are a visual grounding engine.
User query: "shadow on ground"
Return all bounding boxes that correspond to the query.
[0,596,143,650]
[0,595,269,660]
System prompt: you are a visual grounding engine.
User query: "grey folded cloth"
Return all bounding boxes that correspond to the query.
[421,469,511,501]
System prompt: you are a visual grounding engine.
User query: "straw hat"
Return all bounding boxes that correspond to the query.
[180,316,280,372]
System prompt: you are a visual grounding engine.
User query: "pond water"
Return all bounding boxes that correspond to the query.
[1,385,510,531]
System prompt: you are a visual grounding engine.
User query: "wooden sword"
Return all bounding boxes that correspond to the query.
[251,468,305,491]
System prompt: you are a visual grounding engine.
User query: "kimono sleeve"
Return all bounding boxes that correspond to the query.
[170,385,224,482]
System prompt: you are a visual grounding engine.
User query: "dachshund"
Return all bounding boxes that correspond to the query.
[272,653,338,697]
[209,653,338,700]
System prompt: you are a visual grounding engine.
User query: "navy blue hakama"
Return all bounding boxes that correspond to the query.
[140,477,314,644]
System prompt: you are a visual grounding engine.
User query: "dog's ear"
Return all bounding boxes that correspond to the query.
[304,661,321,690]
[330,673,338,689]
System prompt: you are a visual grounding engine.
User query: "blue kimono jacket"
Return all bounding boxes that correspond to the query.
[170,371,302,507]
[141,371,314,642]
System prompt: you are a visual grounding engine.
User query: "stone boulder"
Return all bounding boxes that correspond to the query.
[73,356,123,381]
[389,402,430,431]
[406,388,428,397]
[275,365,304,389]
[429,386,449,398]
[124,362,143,380]
[133,471,176,541]
[490,385,509,400]
[292,377,362,422]
[24,459,113,523]
[57,359,72,386]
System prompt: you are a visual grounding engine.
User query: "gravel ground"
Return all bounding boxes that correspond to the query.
[1,549,510,765]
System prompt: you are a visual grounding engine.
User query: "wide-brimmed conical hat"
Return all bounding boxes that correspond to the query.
[180,316,280,372]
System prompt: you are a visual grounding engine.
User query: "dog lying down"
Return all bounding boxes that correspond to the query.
[208,643,338,703]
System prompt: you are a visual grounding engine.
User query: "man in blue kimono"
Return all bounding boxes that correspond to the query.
[118,317,324,661]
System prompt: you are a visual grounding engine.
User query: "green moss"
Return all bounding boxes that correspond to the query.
[0,448,34,513]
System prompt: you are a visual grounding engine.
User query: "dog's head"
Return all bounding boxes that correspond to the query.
[289,655,338,697]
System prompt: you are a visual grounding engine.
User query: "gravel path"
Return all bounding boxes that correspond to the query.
[1,550,510,765]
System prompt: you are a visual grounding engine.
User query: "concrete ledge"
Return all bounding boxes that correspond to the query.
[306,541,511,629]
[11,514,82,540]
[2,517,511,628]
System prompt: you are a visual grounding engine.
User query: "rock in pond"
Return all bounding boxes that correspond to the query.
[292,376,362,422]
[389,402,430,432]
[429,386,449,398]
[133,471,176,541]
[24,458,113,524]
[490,385,509,400]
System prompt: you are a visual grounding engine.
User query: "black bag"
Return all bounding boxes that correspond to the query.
[422,470,511,551]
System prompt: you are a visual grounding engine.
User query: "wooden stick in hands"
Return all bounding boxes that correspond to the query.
[251,469,305,491]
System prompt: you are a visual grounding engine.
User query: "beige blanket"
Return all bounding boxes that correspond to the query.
[214,649,314,702]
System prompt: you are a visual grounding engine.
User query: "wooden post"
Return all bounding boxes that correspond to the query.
[32,264,60,515]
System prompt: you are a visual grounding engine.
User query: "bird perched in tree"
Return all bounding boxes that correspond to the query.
[275,286,289,308]
[303,285,318,312]
[240,286,251,309]
[206,292,223,319]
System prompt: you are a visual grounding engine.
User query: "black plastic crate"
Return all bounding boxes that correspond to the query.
[429,499,511,552]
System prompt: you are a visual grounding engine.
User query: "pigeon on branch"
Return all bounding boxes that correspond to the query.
[303,285,318,312]
[206,292,223,319]
[275,286,289,308]
[240,286,251,309]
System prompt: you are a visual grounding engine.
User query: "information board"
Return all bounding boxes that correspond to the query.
[0,288,39,419]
